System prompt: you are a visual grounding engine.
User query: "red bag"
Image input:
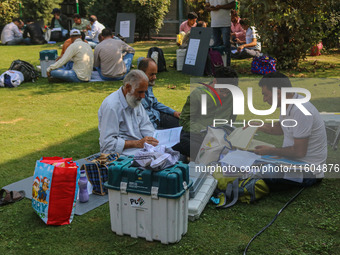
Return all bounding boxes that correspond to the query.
[32,157,80,225]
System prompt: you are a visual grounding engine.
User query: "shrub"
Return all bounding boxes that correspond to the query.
[240,1,333,69]
[78,0,170,40]
[121,0,171,40]
[79,0,121,29]
[0,0,20,28]
[185,0,210,23]
[21,0,64,25]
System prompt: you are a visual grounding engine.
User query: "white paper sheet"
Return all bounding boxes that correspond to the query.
[219,150,261,168]
[185,39,200,66]
[153,127,183,148]
[120,20,130,38]
[231,49,243,54]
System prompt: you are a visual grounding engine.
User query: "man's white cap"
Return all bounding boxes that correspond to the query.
[70,29,81,36]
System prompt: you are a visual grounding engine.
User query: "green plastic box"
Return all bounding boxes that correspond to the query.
[105,156,192,199]
[39,50,58,60]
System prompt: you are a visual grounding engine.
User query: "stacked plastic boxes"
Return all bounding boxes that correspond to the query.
[176,49,186,71]
[39,50,58,77]
[105,156,192,244]
[188,162,217,221]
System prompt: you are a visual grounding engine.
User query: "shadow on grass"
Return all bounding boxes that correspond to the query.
[0,128,100,188]
[311,97,340,112]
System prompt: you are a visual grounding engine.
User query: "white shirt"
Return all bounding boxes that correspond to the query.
[246,27,261,51]
[206,0,234,27]
[279,93,327,169]
[87,21,105,43]
[47,38,94,81]
[98,87,155,155]
[1,22,23,44]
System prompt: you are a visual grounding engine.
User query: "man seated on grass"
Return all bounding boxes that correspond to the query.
[231,18,261,59]
[23,18,46,45]
[253,72,327,187]
[72,14,90,33]
[1,18,24,45]
[94,28,135,81]
[86,15,105,48]
[56,32,88,61]
[50,8,69,40]
[138,58,181,129]
[98,70,159,155]
[47,29,93,82]
[174,66,238,158]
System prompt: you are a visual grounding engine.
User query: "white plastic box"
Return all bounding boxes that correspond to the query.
[176,49,187,71]
[39,50,58,78]
[40,60,56,78]
[107,188,189,244]
[105,156,191,244]
[188,175,217,221]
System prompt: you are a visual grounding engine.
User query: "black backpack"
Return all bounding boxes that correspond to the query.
[147,47,167,72]
[9,60,39,82]
[50,30,63,42]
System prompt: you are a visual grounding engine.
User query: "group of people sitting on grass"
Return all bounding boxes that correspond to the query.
[1,2,328,190]
[98,65,327,189]
[178,6,261,61]
[1,8,106,48]
[46,27,134,83]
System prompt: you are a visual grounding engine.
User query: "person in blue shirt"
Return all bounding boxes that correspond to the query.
[138,58,181,129]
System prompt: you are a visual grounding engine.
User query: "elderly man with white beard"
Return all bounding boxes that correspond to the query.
[98,70,159,155]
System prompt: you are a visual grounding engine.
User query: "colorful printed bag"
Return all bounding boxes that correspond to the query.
[251,56,276,75]
[32,157,80,225]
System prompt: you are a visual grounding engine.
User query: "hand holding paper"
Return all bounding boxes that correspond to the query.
[153,127,182,148]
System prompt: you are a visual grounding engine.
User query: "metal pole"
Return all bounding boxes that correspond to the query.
[178,0,183,27]
[76,0,79,14]
[19,1,23,18]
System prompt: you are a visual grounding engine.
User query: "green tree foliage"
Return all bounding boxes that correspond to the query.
[240,1,335,69]
[21,0,64,25]
[322,1,340,49]
[79,0,121,29]
[80,0,170,40]
[185,0,210,23]
[0,0,20,27]
[120,0,171,40]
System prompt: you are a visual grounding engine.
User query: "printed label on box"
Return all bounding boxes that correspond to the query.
[129,197,146,208]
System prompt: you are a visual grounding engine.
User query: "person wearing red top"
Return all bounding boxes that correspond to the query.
[179,12,198,34]
[231,10,246,42]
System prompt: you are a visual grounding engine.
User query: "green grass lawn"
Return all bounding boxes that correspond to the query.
[0,42,339,255]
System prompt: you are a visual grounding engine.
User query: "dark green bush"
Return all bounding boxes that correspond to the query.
[21,0,64,25]
[80,0,170,40]
[240,1,334,69]
[0,0,20,28]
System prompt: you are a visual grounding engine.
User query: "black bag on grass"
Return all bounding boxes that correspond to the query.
[50,30,63,42]
[147,47,167,72]
[9,59,39,82]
